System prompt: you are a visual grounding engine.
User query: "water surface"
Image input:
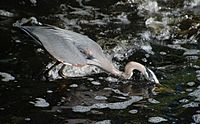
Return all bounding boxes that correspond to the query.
[0,0,200,123]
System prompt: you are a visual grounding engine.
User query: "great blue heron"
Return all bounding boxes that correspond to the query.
[18,25,160,84]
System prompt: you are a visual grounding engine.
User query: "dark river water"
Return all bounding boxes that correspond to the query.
[0,0,200,123]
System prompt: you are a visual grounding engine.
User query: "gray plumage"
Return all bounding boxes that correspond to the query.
[18,25,160,84]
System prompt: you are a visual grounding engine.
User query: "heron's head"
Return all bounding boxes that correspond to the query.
[121,61,160,85]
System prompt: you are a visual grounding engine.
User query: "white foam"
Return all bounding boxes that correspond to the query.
[189,88,200,101]
[0,72,15,82]
[193,114,200,123]
[187,82,195,86]
[117,12,131,24]
[138,0,160,15]
[30,98,50,108]
[94,96,108,100]
[96,120,111,124]
[179,99,189,103]
[72,96,143,112]
[148,98,160,104]
[141,44,154,55]
[30,0,37,5]
[69,84,78,88]
[148,116,168,123]
[47,63,101,80]
[183,49,200,56]
[182,102,199,108]
[0,10,14,17]
[105,77,119,83]
[47,90,53,93]
[91,81,101,85]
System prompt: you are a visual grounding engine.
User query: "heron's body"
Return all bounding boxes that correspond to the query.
[20,25,119,75]
[18,25,160,84]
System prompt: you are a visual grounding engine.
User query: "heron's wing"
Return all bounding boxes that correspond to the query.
[51,26,106,61]
[18,26,43,46]
[20,26,87,65]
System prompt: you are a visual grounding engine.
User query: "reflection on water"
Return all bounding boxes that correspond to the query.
[0,0,200,123]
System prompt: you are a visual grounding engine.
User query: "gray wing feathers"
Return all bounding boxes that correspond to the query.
[22,26,87,65]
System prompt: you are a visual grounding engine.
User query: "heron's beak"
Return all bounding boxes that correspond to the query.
[146,68,160,85]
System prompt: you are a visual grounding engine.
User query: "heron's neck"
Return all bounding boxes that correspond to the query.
[109,67,123,77]
[121,61,146,79]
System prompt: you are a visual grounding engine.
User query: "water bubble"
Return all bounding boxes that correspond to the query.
[129,109,138,114]
[87,78,94,81]
[25,118,31,121]
[148,98,160,104]
[15,40,21,43]
[47,90,53,93]
[95,96,108,100]
[142,58,147,62]
[91,81,101,85]
[148,116,168,123]
[187,82,195,86]
[179,99,189,103]
[160,51,167,55]
[69,84,78,88]
[0,108,5,110]
[186,89,193,92]
[36,48,44,53]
